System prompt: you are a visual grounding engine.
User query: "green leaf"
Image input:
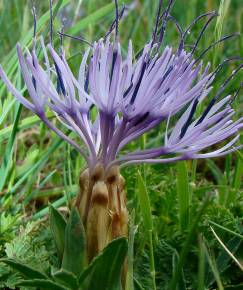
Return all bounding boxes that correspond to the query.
[33,187,77,220]
[235,150,243,162]
[16,279,68,290]
[134,278,146,290]
[0,112,53,142]
[7,136,63,196]
[206,236,242,287]
[208,220,243,239]
[176,161,190,231]
[137,171,152,231]
[68,0,128,35]
[49,204,67,261]
[53,269,79,290]
[169,195,211,289]
[0,258,48,280]
[206,159,227,205]
[227,157,243,204]
[0,98,15,126]
[136,171,156,289]
[224,284,243,290]
[62,207,86,277]
[125,210,137,290]
[79,237,128,290]
[0,103,22,191]
[172,252,186,290]
[0,0,69,96]
[203,241,224,290]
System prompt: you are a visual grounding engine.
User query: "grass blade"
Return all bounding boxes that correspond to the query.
[208,220,243,239]
[0,0,69,95]
[68,0,128,35]
[203,241,224,290]
[137,171,156,290]
[169,194,211,289]
[7,136,63,196]
[197,235,206,290]
[125,210,137,290]
[210,227,243,271]
[176,161,190,231]
[0,103,22,191]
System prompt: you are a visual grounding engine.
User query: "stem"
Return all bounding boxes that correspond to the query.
[149,230,157,290]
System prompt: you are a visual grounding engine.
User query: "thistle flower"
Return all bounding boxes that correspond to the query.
[0,0,242,267]
[0,3,242,172]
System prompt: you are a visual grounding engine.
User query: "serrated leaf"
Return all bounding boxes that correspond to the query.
[0,258,48,280]
[16,279,68,290]
[49,204,67,261]
[79,237,128,290]
[53,269,79,290]
[62,207,86,276]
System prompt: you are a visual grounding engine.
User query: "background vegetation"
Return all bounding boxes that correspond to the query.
[0,0,242,289]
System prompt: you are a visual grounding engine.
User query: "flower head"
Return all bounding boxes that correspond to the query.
[0,0,242,171]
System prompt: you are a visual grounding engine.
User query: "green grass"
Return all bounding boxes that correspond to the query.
[0,0,242,289]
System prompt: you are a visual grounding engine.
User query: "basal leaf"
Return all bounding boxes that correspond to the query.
[0,258,48,280]
[53,269,79,290]
[16,279,68,290]
[79,237,128,290]
[49,204,67,261]
[62,207,86,276]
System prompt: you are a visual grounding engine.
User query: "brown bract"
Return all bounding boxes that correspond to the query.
[77,163,128,263]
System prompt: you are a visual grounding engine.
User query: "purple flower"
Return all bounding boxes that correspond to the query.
[0,0,242,171]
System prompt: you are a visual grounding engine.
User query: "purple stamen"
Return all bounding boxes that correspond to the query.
[190,12,218,56]
[57,31,94,47]
[193,33,240,64]
[180,98,199,138]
